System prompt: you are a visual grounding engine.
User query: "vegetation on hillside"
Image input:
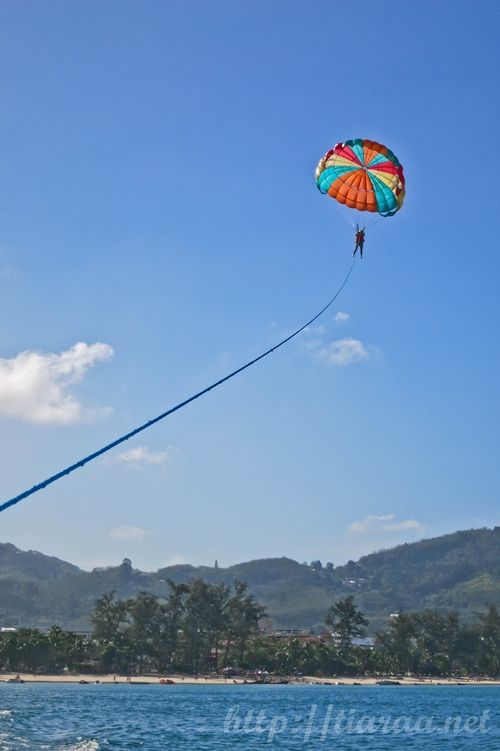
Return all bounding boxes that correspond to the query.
[0,527,498,631]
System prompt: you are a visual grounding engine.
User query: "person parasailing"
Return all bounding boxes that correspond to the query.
[353,225,365,258]
[315,138,406,259]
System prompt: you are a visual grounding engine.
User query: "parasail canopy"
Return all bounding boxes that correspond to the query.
[316,139,405,217]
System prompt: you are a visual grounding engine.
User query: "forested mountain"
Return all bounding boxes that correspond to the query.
[0,528,498,632]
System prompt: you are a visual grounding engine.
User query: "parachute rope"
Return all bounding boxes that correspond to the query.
[0,258,356,514]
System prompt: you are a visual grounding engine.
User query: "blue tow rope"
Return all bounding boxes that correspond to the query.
[0,258,356,513]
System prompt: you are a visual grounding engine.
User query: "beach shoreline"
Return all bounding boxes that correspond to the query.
[1,672,498,686]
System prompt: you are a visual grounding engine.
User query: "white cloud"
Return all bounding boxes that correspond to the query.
[0,342,113,424]
[302,338,324,351]
[299,324,327,351]
[388,519,424,532]
[335,311,350,323]
[164,555,186,567]
[115,445,177,467]
[108,526,150,541]
[317,338,369,366]
[304,324,326,337]
[348,514,425,535]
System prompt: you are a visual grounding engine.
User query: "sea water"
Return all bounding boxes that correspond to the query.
[0,683,497,750]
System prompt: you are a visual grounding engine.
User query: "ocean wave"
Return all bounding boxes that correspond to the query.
[0,709,13,717]
[62,741,100,751]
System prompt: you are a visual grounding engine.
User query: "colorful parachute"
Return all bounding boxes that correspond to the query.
[316,139,405,217]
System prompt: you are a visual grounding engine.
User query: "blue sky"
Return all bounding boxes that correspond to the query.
[0,1,498,571]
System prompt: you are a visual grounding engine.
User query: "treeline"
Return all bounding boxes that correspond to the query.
[0,583,498,677]
[250,597,500,678]
[90,579,265,674]
[0,579,264,675]
[375,606,500,676]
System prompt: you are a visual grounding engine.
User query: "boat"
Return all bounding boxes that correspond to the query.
[376,679,401,685]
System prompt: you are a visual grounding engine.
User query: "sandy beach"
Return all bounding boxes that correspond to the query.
[1,673,498,686]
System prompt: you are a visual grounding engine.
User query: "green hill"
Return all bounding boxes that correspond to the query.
[0,527,498,632]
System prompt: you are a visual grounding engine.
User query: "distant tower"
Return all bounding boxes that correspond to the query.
[214,560,219,570]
